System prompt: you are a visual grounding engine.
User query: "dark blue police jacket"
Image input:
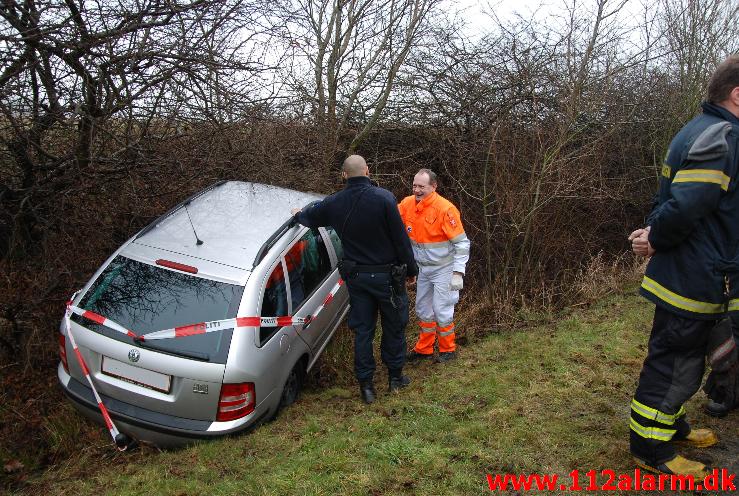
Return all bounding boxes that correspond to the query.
[295,176,418,277]
[642,102,739,319]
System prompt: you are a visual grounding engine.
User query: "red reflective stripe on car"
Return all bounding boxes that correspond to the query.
[74,348,90,376]
[338,278,344,286]
[127,331,138,339]
[82,311,106,325]
[323,293,333,306]
[236,317,260,327]
[276,317,293,326]
[175,323,206,337]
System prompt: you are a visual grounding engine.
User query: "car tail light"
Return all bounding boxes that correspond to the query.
[217,383,255,421]
[59,333,69,373]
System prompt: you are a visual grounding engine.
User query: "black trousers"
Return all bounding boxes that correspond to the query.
[630,306,714,465]
[346,271,409,382]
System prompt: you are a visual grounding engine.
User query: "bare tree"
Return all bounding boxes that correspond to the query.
[276,0,441,157]
[0,0,275,258]
[390,0,671,300]
[658,0,738,128]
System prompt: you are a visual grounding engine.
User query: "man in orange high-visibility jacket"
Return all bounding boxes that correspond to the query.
[399,169,470,362]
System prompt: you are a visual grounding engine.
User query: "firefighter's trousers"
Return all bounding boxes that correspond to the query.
[413,263,459,354]
[630,307,714,465]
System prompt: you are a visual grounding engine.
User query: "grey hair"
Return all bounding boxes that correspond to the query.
[416,168,437,186]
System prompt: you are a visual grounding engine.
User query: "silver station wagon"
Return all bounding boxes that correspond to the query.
[57,181,349,447]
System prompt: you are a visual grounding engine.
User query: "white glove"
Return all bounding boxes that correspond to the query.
[450,272,464,291]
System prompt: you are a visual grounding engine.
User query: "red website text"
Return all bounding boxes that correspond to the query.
[486,468,736,492]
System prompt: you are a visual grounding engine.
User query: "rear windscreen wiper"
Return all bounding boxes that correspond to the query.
[136,340,210,362]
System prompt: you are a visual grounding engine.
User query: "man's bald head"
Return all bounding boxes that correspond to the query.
[342,155,369,178]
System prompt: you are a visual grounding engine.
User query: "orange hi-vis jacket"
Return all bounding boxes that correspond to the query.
[398,192,470,274]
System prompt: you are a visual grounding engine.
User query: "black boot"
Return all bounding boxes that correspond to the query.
[406,350,433,363]
[388,371,411,392]
[705,399,734,417]
[436,351,456,363]
[359,381,376,404]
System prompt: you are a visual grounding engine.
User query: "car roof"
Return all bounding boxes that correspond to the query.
[126,181,324,274]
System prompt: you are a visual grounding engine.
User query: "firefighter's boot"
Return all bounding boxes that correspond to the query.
[634,455,711,479]
[673,428,718,448]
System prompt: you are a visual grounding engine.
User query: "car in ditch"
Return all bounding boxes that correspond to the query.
[57,180,349,447]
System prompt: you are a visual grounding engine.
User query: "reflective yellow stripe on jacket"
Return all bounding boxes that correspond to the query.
[673,169,730,191]
[641,276,724,314]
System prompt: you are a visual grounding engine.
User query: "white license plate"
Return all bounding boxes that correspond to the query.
[101,356,171,393]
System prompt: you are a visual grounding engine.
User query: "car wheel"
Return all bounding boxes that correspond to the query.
[276,362,304,418]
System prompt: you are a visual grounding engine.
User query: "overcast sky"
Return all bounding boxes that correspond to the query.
[452,0,557,35]
[451,0,650,44]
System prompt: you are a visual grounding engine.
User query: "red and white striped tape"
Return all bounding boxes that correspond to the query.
[67,306,140,339]
[67,278,344,343]
[64,301,128,450]
[137,315,310,341]
[137,278,344,341]
[62,277,344,449]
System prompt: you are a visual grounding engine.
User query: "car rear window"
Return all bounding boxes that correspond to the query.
[73,256,243,363]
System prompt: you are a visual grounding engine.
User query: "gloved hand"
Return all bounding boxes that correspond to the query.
[703,363,738,406]
[702,317,738,407]
[450,272,464,291]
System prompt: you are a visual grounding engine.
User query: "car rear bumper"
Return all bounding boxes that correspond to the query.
[58,364,269,447]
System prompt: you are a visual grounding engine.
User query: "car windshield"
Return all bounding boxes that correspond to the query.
[73,256,243,363]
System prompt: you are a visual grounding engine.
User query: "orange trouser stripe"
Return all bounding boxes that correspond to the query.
[437,322,455,334]
[419,321,436,329]
[438,323,455,352]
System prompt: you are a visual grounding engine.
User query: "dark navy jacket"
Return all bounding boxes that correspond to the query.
[295,176,418,277]
[641,102,739,319]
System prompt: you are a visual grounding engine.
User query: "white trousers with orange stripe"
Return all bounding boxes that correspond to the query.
[413,262,459,354]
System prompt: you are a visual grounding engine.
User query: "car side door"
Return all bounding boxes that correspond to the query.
[284,227,338,352]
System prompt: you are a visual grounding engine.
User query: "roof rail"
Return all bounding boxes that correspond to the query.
[252,217,298,268]
[134,180,228,240]
[252,200,320,268]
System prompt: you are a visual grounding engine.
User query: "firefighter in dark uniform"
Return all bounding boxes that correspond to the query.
[292,155,418,404]
[628,56,739,477]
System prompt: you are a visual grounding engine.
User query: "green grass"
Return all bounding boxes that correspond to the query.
[13,287,736,495]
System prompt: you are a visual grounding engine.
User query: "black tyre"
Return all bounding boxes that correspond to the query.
[270,361,305,421]
[280,364,302,408]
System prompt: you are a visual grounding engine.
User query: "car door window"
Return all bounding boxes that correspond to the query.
[260,259,288,345]
[325,226,343,261]
[288,228,331,311]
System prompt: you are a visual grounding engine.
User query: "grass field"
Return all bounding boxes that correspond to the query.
[10,285,739,495]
